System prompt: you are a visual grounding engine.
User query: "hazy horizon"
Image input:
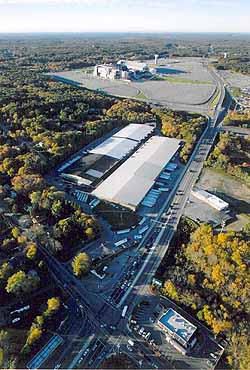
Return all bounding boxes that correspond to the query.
[0,0,249,33]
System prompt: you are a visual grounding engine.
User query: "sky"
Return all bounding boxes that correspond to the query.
[0,0,249,33]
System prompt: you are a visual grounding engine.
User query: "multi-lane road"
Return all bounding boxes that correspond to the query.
[34,68,230,370]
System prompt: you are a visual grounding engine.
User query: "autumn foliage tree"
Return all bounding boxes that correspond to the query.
[72,252,91,277]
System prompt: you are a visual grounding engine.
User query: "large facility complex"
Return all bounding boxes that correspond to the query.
[58,122,180,210]
[93,59,152,80]
[158,308,197,354]
[58,123,154,188]
[92,136,181,210]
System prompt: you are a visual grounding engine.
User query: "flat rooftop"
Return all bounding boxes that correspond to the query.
[113,123,154,142]
[61,123,154,186]
[159,308,197,344]
[191,189,229,211]
[92,136,181,209]
[90,136,138,160]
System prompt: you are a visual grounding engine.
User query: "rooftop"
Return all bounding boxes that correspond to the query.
[92,136,181,209]
[159,308,197,344]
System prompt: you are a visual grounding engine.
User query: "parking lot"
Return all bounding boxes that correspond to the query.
[128,297,224,370]
[48,58,216,107]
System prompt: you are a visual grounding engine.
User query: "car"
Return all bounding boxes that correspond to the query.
[127,345,133,352]
[78,357,83,364]
[83,348,90,356]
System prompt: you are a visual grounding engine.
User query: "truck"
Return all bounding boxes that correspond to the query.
[121,305,128,318]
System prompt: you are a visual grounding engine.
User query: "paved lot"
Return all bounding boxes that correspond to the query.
[134,80,215,105]
[48,58,216,106]
[219,70,250,88]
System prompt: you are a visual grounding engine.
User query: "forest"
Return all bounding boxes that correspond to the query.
[206,132,250,186]
[155,109,206,163]
[224,111,250,128]
[159,218,250,370]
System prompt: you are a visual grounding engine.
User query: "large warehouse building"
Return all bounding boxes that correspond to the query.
[92,136,181,210]
[59,123,154,187]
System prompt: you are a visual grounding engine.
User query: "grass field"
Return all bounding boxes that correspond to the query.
[161,76,212,84]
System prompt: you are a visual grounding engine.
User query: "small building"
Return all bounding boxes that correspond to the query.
[191,189,229,212]
[158,308,197,354]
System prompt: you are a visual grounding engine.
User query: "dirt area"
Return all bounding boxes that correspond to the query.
[197,168,250,231]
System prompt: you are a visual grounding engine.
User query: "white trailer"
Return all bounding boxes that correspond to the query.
[116,228,130,235]
[122,305,128,318]
[114,238,128,247]
[139,217,146,225]
[138,225,149,235]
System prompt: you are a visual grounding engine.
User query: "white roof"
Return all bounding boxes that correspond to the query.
[113,123,154,142]
[93,136,181,208]
[191,189,229,211]
[90,136,137,160]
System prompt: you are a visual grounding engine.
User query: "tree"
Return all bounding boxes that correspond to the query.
[0,262,13,281]
[85,227,95,240]
[26,243,37,260]
[11,174,45,196]
[6,271,40,295]
[44,297,60,317]
[72,252,91,277]
[26,326,42,346]
[11,227,20,239]
[162,280,179,301]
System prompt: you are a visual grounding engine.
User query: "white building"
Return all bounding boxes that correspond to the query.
[158,308,197,354]
[93,136,181,210]
[93,64,121,80]
[191,189,229,211]
[118,60,149,72]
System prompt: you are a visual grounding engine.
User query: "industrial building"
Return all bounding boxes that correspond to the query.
[191,189,229,211]
[92,136,181,210]
[59,123,154,188]
[93,64,121,80]
[158,308,197,355]
[93,60,151,80]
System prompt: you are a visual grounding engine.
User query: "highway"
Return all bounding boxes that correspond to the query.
[32,68,230,370]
